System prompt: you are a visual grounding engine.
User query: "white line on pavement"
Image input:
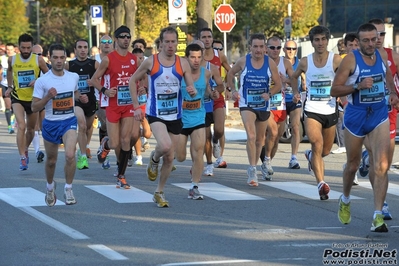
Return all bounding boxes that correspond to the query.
[19,206,89,240]
[88,244,128,260]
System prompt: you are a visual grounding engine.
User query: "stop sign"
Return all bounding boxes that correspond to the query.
[214,4,236,33]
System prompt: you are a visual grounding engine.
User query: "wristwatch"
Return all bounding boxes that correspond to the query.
[353,83,359,90]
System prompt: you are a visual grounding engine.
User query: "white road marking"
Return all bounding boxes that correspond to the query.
[357,181,399,196]
[172,182,264,201]
[0,187,64,206]
[260,181,364,200]
[88,244,128,260]
[19,206,89,239]
[306,227,344,230]
[161,260,259,265]
[85,185,153,203]
[224,127,246,141]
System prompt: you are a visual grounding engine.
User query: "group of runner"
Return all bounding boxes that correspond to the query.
[3,19,398,233]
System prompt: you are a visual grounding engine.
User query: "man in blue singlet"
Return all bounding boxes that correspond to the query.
[332,23,399,232]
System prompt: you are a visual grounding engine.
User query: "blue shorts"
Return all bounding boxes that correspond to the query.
[42,116,78,144]
[344,103,388,138]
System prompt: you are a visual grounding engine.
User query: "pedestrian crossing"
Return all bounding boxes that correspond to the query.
[3,180,399,207]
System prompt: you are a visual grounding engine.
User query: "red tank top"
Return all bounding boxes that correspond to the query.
[103,51,138,107]
[206,49,222,74]
[385,48,399,95]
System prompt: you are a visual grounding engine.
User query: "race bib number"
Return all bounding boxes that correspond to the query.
[270,93,283,108]
[309,80,331,101]
[182,99,201,110]
[78,74,90,94]
[117,86,132,106]
[246,88,266,109]
[157,92,178,115]
[17,70,35,88]
[359,75,385,103]
[52,91,74,115]
[138,94,147,105]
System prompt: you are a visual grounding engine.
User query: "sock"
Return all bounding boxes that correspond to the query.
[341,195,350,204]
[317,181,325,190]
[373,211,382,219]
[5,109,12,126]
[191,182,199,189]
[47,181,55,190]
[143,137,147,143]
[291,155,297,160]
[264,156,271,161]
[33,131,40,154]
[65,183,72,189]
[118,149,130,176]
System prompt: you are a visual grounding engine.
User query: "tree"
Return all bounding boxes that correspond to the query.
[0,0,29,44]
[196,0,213,32]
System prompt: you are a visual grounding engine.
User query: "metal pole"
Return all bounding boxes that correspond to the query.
[88,7,93,49]
[36,1,40,44]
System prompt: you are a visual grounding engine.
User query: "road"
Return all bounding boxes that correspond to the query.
[1,120,398,266]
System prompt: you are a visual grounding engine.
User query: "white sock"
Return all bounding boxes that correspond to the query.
[191,182,198,189]
[65,183,72,189]
[341,195,350,204]
[47,181,55,190]
[33,131,40,154]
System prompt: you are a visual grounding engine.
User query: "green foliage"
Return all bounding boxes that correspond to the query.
[0,0,30,44]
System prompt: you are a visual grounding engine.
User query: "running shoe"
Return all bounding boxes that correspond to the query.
[134,155,143,165]
[214,157,227,168]
[203,164,214,176]
[116,175,131,189]
[8,125,14,134]
[86,148,92,159]
[370,214,388,232]
[172,165,177,171]
[36,151,45,163]
[304,149,314,177]
[213,141,221,158]
[45,182,57,207]
[147,150,159,181]
[188,186,204,200]
[338,194,351,224]
[153,191,169,208]
[288,158,300,169]
[64,187,77,205]
[358,149,370,177]
[261,163,272,181]
[19,157,28,171]
[77,155,89,170]
[331,147,346,154]
[102,156,111,169]
[382,202,393,220]
[142,137,150,151]
[318,182,330,200]
[97,136,110,163]
[247,166,259,187]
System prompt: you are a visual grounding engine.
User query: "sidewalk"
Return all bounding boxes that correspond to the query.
[225,100,243,129]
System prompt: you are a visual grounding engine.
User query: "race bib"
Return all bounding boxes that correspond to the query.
[157,92,178,115]
[138,94,147,105]
[17,70,35,88]
[246,88,266,109]
[52,91,74,115]
[309,80,331,101]
[78,74,90,94]
[359,74,384,103]
[270,93,283,108]
[117,85,132,106]
[182,99,201,110]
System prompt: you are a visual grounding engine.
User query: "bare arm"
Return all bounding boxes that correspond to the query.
[90,56,110,91]
[331,53,360,97]
[290,57,307,97]
[268,57,282,96]
[180,58,197,97]
[38,57,49,74]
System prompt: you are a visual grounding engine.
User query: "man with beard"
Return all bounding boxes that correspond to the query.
[5,33,48,170]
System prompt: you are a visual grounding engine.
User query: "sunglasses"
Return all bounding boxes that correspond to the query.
[101,39,113,44]
[378,31,386,37]
[214,47,223,51]
[268,45,282,50]
[285,47,297,51]
[33,53,42,56]
[118,35,131,39]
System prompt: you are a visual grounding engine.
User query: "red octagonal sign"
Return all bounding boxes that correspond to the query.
[214,4,236,33]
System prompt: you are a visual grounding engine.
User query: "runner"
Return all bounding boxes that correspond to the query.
[32,43,81,206]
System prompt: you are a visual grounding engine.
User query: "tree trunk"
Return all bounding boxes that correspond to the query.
[114,0,124,28]
[108,0,116,34]
[196,0,212,34]
[124,0,136,40]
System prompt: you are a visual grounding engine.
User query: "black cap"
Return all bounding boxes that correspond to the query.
[114,25,130,38]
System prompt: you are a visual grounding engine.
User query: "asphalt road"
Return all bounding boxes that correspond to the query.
[1,120,399,266]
